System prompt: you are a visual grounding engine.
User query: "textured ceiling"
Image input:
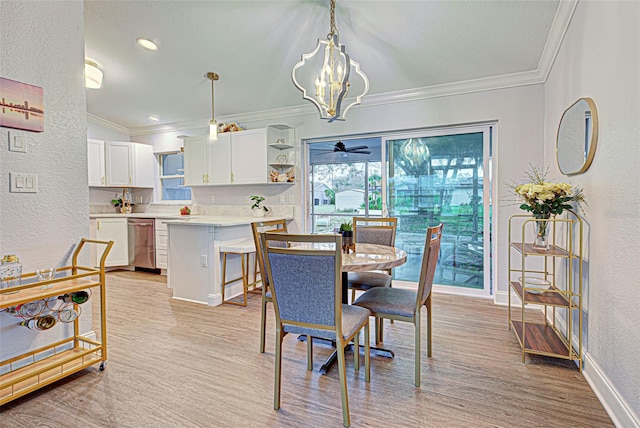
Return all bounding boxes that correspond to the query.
[84,0,562,133]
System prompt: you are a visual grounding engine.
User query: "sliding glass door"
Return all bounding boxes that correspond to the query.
[384,126,492,295]
[305,125,493,296]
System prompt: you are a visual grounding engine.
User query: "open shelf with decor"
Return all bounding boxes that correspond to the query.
[267,124,295,183]
[507,213,583,370]
[0,239,113,405]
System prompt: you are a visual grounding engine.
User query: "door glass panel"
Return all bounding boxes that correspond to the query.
[386,132,485,290]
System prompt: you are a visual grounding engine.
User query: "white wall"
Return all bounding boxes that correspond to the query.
[0,1,89,359]
[544,2,640,425]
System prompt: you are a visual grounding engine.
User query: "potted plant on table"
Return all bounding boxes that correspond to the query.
[250,195,270,217]
[339,220,354,252]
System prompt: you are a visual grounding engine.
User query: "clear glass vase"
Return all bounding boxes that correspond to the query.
[532,215,551,250]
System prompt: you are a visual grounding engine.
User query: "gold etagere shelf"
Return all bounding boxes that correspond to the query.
[507,213,584,371]
[0,238,113,405]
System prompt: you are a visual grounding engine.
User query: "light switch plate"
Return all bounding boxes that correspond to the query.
[9,172,38,193]
[9,132,27,152]
[288,194,295,204]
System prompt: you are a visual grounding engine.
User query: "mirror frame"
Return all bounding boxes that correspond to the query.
[556,97,599,176]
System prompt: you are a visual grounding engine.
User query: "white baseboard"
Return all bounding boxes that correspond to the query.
[583,354,640,428]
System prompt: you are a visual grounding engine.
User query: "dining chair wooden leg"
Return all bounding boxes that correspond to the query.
[364,322,370,383]
[336,338,350,427]
[426,296,432,357]
[259,298,268,353]
[274,327,283,409]
[415,315,421,387]
[353,331,360,371]
[306,335,313,371]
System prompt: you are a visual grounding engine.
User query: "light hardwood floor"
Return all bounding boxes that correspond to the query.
[0,271,612,427]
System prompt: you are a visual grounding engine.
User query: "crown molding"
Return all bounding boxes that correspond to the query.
[87,113,130,136]
[537,0,578,82]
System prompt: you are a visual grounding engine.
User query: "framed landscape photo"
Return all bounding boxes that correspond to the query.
[0,77,44,132]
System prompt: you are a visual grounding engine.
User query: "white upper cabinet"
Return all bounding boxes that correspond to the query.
[88,140,155,188]
[231,128,267,184]
[209,133,232,184]
[132,143,155,187]
[105,141,133,186]
[184,135,232,185]
[87,139,105,186]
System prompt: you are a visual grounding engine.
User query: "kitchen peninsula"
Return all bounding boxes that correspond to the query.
[166,215,291,306]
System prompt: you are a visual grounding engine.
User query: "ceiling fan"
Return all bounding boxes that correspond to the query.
[311,141,371,156]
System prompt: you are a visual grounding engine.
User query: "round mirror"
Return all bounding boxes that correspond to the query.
[556,97,598,175]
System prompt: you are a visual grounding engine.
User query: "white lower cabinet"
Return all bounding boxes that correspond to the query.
[155,219,169,269]
[91,218,129,266]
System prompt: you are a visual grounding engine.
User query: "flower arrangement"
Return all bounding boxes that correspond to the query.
[510,164,585,249]
[511,164,585,218]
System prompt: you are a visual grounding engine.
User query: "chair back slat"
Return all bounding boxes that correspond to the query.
[417,224,444,305]
[261,233,342,331]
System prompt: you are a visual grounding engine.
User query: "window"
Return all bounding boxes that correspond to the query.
[159,152,191,201]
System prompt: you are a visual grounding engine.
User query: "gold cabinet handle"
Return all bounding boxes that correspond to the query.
[202,173,206,183]
[101,176,105,185]
[97,220,100,230]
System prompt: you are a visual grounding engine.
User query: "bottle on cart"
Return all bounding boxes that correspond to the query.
[19,314,57,330]
[58,291,90,305]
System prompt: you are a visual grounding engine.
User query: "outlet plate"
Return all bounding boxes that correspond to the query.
[200,255,208,267]
[288,194,295,204]
[279,195,285,204]
[210,195,216,204]
[245,195,251,204]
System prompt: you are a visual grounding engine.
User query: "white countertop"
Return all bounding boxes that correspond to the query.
[90,213,290,227]
[90,213,186,219]
[164,215,290,227]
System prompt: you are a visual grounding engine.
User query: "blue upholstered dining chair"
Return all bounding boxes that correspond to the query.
[260,232,370,428]
[353,223,443,387]
[348,217,398,300]
[251,219,288,353]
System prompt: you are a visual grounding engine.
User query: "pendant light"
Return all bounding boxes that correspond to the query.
[206,72,219,140]
[291,0,369,122]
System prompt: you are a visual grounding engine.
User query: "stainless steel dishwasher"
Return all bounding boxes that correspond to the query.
[128,218,156,269]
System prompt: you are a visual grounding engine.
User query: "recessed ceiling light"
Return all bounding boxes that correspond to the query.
[136,38,158,51]
[148,115,160,122]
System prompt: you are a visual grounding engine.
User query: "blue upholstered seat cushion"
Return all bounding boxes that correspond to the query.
[353,287,417,318]
[347,271,392,290]
[283,304,370,341]
[265,290,272,299]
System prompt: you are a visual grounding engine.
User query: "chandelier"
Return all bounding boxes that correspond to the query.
[205,72,219,140]
[401,138,431,168]
[291,0,369,122]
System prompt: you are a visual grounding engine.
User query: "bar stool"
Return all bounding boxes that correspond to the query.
[220,239,259,306]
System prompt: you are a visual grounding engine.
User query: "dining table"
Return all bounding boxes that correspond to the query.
[316,242,408,374]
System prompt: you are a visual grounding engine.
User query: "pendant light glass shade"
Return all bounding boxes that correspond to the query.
[206,72,219,140]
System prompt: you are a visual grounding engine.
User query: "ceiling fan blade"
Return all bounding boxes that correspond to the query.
[351,150,371,154]
[345,145,369,151]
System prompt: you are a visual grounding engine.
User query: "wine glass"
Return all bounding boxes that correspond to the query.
[36,267,56,289]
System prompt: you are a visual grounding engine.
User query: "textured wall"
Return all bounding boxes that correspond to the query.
[0,1,89,359]
[545,1,640,423]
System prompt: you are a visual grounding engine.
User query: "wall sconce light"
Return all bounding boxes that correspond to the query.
[291,0,369,122]
[85,59,103,89]
[205,72,219,140]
